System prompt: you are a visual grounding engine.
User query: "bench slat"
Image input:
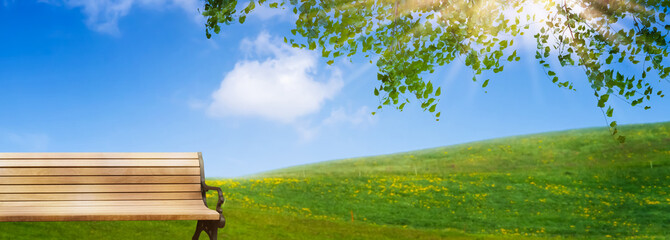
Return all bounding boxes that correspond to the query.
[0,176,200,185]
[0,206,219,221]
[1,206,213,212]
[0,184,201,193]
[0,214,219,222]
[0,200,205,207]
[0,153,199,159]
[0,160,199,167]
[0,192,202,201]
[0,206,214,214]
[0,167,201,176]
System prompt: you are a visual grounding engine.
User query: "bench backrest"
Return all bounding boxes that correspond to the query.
[0,152,204,203]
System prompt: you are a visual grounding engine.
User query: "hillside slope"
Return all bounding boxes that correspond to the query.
[257,122,670,178]
[213,122,670,239]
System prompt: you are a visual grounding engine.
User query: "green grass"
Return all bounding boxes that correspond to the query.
[0,207,477,240]
[1,122,669,239]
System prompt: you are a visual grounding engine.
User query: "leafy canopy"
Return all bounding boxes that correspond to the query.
[202,0,670,142]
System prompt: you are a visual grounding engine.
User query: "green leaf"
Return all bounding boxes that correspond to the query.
[238,15,246,24]
[327,60,334,65]
[426,82,433,94]
[499,40,508,49]
[244,1,255,14]
[322,50,331,58]
[597,94,609,108]
[482,79,489,88]
[435,87,441,97]
[609,121,617,128]
[429,104,436,113]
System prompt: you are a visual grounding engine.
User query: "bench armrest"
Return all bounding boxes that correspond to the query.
[202,183,225,228]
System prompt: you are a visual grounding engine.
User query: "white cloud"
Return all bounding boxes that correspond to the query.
[48,0,200,34]
[207,31,344,123]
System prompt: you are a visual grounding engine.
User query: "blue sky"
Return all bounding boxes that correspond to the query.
[1,0,669,177]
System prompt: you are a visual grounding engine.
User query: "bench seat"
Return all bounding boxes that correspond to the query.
[0,200,220,222]
[0,152,225,239]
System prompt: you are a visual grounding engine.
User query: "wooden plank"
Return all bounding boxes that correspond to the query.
[0,159,198,162]
[0,184,201,193]
[0,205,219,221]
[0,153,199,159]
[0,167,201,176]
[0,200,205,207]
[0,192,202,201]
[0,159,199,167]
[0,214,219,222]
[0,205,214,213]
[0,176,200,184]
[0,212,219,222]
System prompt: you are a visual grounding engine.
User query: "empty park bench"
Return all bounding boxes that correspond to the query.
[0,152,225,239]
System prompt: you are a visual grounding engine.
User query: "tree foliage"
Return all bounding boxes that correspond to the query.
[202,0,670,142]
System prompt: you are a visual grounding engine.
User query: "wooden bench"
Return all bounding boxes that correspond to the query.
[0,152,225,239]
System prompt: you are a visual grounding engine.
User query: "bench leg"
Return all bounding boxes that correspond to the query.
[192,220,218,240]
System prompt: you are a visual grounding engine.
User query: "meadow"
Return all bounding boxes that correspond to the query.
[1,122,669,239]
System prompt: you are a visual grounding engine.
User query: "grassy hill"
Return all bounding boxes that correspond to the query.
[258,122,670,178]
[213,121,670,239]
[1,122,669,239]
